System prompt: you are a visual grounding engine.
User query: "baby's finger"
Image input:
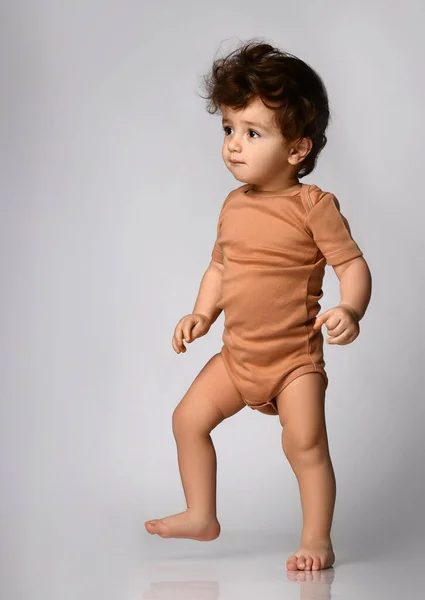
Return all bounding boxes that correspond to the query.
[325,315,342,331]
[327,322,346,337]
[314,309,333,328]
[172,336,181,354]
[174,325,185,348]
[173,336,186,353]
[327,329,351,344]
[182,323,193,343]
[173,325,186,352]
[313,315,324,329]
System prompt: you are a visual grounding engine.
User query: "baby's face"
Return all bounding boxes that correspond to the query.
[221,96,294,185]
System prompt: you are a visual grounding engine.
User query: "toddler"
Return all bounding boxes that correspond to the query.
[145,40,372,571]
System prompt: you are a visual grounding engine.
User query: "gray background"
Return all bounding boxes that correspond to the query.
[1,1,424,599]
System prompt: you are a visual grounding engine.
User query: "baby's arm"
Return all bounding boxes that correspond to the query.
[333,255,372,322]
[313,255,372,345]
[192,259,224,324]
[172,259,223,354]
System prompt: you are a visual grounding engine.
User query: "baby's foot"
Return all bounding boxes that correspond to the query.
[145,509,221,541]
[286,541,335,571]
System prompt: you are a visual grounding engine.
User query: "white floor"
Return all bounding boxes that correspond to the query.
[5,509,423,599]
[134,530,423,600]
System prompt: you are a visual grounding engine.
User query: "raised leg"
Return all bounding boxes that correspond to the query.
[276,372,336,570]
[145,352,246,540]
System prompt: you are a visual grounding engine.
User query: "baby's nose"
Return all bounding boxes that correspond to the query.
[228,139,242,152]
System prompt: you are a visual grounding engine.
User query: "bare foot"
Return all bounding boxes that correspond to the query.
[286,541,335,571]
[144,509,221,541]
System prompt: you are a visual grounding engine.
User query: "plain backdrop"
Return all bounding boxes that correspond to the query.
[1,1,425,598]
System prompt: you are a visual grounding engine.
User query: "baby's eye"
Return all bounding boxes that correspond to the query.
[222,126,260,138]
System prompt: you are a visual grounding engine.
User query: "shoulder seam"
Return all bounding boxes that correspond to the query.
[305,184,313,210]
[303,184,315,228]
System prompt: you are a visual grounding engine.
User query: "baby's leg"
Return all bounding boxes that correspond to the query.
[276,373,336,571]
[145,352,245,541]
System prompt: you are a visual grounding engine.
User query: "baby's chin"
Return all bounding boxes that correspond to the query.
[231,174,248,184]
[226,164,252,184]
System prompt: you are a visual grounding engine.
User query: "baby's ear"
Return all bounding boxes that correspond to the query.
[288,137,312,165]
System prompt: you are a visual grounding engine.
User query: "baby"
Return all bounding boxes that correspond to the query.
[145,40,372,571]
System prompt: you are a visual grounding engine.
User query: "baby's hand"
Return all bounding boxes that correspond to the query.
[172,313,212,354]
[313,303,360,345]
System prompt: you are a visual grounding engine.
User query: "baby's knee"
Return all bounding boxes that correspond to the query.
[171,403,212,438]
[172,404,190,437]
[282,427,328,462]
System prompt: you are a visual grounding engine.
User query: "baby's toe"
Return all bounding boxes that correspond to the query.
[312,556,321,570]
[305,556,313,570]
[286,554,299,570]
[145,519,163,534]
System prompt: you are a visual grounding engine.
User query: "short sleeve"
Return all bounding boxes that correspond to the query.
[304,192,363,266]
[211,192,233,264]
[211,235,223,263]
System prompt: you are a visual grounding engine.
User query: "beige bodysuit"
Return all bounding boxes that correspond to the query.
[211,182,363,416]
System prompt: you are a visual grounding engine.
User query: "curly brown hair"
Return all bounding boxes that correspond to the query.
[199,39,331,178]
